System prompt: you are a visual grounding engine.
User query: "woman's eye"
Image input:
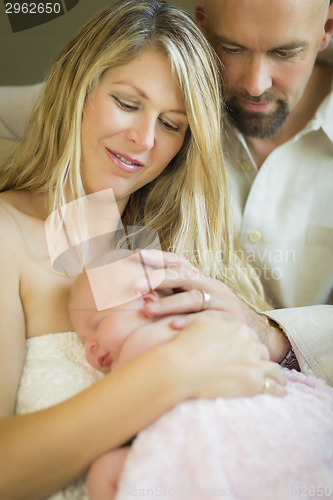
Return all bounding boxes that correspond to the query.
[160,119,180,132]
[112,95,138,111]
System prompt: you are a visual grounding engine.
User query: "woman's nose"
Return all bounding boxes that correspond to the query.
[127,116,155,150]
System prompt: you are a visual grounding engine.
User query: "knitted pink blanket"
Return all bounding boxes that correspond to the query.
[116,370,333,499]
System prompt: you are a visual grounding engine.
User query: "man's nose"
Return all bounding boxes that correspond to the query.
[241,55,272,97]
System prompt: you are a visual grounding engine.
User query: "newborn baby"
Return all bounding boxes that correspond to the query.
[69,250,178,499]
[69,251,176,373]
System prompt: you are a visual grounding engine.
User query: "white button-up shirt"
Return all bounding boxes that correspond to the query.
[224,75,333,385]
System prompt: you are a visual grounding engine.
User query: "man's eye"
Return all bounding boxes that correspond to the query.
[222,46,241,55]
[275,50,298,59]
[112,95,138,111]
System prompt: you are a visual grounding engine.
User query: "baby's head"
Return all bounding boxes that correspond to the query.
[69,251,171,372]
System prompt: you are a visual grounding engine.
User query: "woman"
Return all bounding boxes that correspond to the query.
[0,1,285,499]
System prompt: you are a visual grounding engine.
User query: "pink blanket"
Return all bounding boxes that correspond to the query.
[116,370,333,499]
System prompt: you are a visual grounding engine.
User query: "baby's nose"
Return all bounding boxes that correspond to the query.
[85,338,98,352]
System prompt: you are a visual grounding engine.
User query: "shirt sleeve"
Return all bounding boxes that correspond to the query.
[264,305,333,386]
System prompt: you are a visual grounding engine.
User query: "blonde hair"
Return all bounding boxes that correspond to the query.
[0,0,268,310]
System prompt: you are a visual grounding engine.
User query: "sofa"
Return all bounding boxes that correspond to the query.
[0,83,43,166]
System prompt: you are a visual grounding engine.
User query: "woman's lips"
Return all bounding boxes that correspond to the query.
[106,148,144,173]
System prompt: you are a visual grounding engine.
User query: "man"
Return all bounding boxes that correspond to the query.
[195,0,333,384]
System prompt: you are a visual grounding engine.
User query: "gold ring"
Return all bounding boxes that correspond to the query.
[262,378,271,394]
[200,290,211,310]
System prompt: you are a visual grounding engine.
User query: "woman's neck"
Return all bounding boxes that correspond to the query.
[0,190,49,220]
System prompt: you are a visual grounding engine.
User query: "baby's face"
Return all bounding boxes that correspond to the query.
[78,291,161,372]
[69,267,171,372]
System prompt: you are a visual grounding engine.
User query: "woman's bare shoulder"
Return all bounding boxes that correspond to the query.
[0,192,23,226]
[0,191,33,254]
[0,190,30,212]
[0,193,27,416]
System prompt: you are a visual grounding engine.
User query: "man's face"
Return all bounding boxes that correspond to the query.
[196,0,331,138]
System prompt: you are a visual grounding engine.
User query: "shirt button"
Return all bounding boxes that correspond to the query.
[241,160,253,173]
[248,231,262,243]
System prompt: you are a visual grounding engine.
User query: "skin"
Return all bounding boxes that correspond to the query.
[69,260,174,373]
[0,46,286,500]
[86,447,130,500]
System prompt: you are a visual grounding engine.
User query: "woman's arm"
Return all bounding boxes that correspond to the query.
[0,215,285,500]
[0,212,26,418]
[1,318,286,500]
[0,318,286,500]
[0,215,188,499]
[0,340,191,500]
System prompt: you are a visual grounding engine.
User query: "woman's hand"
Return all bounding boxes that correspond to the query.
[135,250,291,363]
[168,318,287,398]
[135,249,241,317]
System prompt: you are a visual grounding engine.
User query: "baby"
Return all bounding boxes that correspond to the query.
[69,250,178,499]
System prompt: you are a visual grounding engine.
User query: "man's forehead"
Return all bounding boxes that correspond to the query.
[203,0,325,8]
[203,0,325,22]
[203,0,319,47]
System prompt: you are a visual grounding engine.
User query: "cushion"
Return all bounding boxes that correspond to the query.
[0,83,43,140]
[0,138,17,166]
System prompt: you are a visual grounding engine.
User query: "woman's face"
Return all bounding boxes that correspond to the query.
[81,48,188,209]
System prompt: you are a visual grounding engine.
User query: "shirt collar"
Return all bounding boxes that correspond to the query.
[313,74,333,143]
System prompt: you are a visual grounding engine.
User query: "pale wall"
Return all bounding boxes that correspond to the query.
[0,0,194,85]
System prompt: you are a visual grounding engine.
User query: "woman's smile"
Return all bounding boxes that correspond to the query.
[105,147,144,173]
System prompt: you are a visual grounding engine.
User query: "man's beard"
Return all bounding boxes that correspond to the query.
[225,92,290,138]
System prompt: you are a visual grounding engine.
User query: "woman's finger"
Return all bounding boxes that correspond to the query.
[168,310,229,328]
[240,362,287,398]
[136,249,192,269]
[261,362,287,394]
[135,261,205,293]
[135,264,224,304]
[144,289,216,317]
[260,377,287,397]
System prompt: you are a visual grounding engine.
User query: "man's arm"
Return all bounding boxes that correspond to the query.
[264,305,333,385]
